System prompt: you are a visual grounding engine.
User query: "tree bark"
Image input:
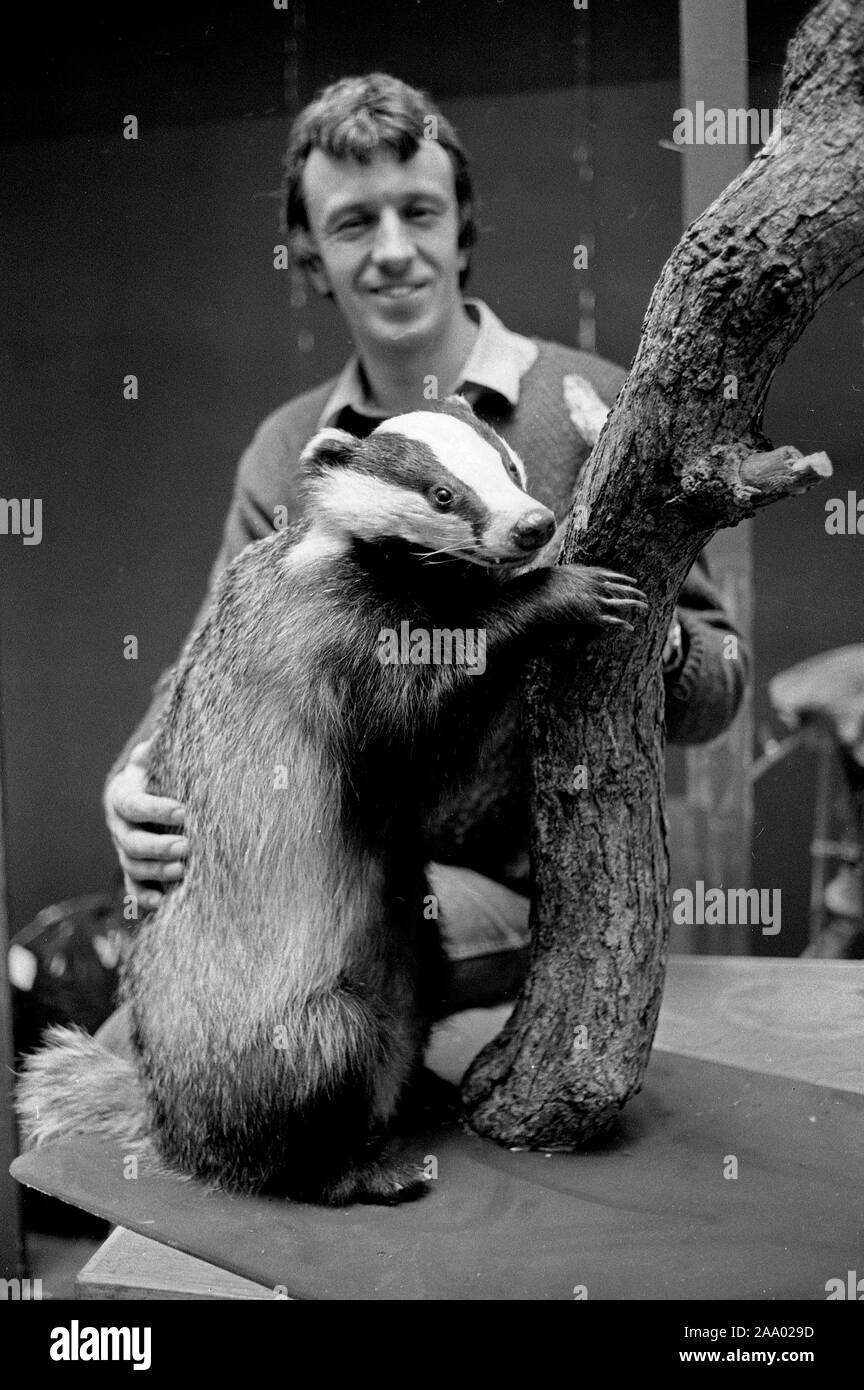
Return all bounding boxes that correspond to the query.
[461,0,864,1145]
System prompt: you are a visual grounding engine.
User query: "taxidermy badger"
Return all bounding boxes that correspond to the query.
[17,397,646,1205]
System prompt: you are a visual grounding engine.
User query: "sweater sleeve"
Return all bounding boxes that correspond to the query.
[664,551,750,745]
[575,354,750,746]
[104,404,313,793]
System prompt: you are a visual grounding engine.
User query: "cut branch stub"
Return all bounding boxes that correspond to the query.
[678,443,834,522]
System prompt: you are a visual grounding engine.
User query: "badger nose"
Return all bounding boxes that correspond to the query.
[511,508,556,552]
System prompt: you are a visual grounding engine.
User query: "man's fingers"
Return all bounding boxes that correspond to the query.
[113,785,185,828]
[120,858,186,883]
[118,828,189,863]
[106,742,187,895]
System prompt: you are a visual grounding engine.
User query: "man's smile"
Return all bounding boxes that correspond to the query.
[366,282,432,300]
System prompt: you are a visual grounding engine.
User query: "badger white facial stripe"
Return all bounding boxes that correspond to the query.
[374,413,527,515]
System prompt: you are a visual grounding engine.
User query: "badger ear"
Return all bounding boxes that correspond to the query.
[299,428,357,473]
[442,393,483,426]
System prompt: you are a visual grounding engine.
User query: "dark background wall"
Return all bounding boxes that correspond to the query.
[1,0,861,952]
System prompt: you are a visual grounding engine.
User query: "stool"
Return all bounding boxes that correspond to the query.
[769,644,864,955]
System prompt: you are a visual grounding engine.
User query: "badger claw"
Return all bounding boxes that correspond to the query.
[556,565,648,630]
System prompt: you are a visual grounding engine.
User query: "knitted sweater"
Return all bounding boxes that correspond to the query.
[110,340,749,887]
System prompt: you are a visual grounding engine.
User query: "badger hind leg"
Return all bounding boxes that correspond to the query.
[268,993,431,1205]
[138,984,428,1204]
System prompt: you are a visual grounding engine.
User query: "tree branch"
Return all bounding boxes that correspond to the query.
[461,0,864,1145]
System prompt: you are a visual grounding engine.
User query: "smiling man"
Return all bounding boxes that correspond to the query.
[299,141,477,411]
[102,73,749,1026]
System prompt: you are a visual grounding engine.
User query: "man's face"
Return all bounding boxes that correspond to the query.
[300,142,468,353]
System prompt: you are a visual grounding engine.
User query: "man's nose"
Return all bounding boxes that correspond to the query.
[371,210,415,269]
[511,508,556,552]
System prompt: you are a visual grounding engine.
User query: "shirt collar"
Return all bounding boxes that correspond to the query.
[316,298,539,428]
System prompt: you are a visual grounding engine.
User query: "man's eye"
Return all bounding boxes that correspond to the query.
[433,487,454,509]
[336,218,369,235]
[406,206,436,221]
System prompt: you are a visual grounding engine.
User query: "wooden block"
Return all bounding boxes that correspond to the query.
[76,1226,274,1300]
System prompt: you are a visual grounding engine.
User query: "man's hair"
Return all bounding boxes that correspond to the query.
[282,72,476,288]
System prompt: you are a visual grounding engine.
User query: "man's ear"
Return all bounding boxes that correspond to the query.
[299,428,357,473]
[290,228,332,297]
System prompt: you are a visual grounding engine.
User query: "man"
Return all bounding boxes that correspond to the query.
[103,73,748,1020]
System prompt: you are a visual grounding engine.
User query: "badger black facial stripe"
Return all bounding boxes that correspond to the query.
[312,470,477,552]
[359,433,491,537]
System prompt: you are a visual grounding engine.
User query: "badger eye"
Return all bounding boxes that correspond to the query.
[433,487,454,509]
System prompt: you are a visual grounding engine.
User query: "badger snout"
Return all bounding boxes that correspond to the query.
[510,507,556,552]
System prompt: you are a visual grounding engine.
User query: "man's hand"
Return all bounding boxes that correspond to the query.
[104,739,188,910]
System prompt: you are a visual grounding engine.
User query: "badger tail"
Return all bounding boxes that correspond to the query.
[15,1024,152,1154]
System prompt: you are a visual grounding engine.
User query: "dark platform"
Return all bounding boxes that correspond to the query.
[13,1042,862,1300]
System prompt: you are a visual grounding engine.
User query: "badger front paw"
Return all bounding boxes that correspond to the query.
[555,565,648,631]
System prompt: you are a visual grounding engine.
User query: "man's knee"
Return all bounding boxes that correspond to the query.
[429,862,530,1013]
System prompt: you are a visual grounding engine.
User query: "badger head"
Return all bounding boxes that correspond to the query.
[298,396,556,569]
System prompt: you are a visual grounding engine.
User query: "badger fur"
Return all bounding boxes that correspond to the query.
[17,396,646,1205]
